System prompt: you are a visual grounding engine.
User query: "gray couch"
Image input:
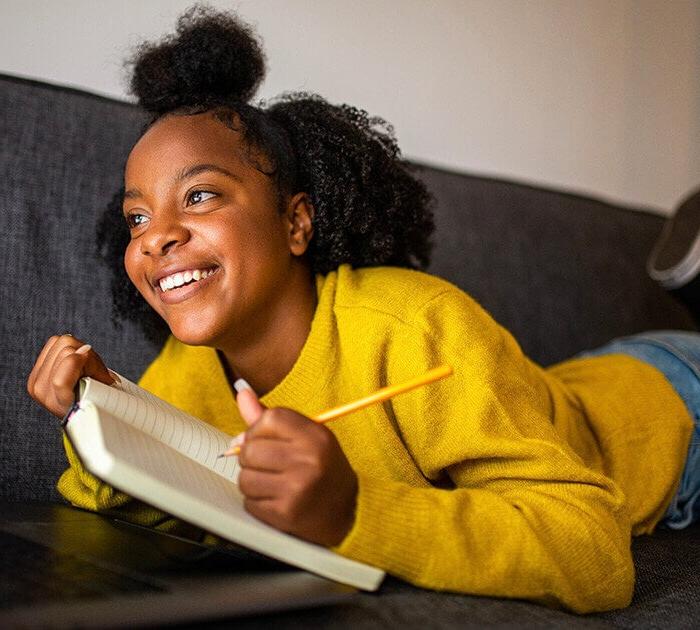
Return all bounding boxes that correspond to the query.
[1,73,698,628]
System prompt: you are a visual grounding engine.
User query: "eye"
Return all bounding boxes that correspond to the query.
[125,213,149,229]
[187,190,217,205]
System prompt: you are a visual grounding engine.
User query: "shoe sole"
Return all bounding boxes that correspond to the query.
[648,189,700,289]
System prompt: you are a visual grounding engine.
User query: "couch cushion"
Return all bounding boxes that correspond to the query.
[421,167,696,366]
[0,75,163,501]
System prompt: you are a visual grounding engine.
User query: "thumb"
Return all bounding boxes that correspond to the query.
[75,344,117,386]
[234,379,265,426]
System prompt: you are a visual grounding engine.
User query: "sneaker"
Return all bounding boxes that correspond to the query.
[648,187,700,289]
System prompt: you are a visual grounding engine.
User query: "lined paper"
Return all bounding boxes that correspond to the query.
[79,376,239,482]
[99,407,247,510]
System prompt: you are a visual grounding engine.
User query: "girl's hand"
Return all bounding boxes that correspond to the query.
[235,384,358,547]
[27,334,116,418]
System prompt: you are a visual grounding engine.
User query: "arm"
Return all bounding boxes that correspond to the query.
[336,289,635,612]
[235,289,635,612]
[336,466,633,613]
[57,433,176,529]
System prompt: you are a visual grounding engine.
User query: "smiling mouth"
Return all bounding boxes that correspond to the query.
[157,266,219,293]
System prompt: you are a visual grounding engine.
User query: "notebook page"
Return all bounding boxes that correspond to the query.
[94,403,247,509]
[80,376,239,482]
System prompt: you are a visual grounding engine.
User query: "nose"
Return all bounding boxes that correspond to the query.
[140,212,191,256]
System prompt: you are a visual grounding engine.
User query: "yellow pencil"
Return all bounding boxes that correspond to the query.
[220,364,453,457]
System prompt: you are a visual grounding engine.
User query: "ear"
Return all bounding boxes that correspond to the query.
[285,192,315,256]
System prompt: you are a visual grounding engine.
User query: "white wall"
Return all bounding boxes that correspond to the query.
[1,0,698,214]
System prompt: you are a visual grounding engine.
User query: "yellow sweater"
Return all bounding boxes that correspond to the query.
[57,265,693,613]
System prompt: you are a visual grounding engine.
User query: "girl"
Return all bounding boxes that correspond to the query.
[27,7,698,614]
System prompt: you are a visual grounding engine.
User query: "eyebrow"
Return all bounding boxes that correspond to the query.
[123,163,242,202]
[177,163,243,184]
[123,188,142,201]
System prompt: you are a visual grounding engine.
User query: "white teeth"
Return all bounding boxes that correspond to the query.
[158,267,215,292]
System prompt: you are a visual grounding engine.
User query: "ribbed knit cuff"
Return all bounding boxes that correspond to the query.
[333,473,433,583]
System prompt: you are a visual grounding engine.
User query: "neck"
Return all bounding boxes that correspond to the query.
[218,265,317,396]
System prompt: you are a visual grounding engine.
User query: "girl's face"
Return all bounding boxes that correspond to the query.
[122,112,313,350]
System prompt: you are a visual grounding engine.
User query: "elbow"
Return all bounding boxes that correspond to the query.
[566,550,635,614]
[552,511,636,614]
[523,495,636,613]
[532,543,634,614]
[544,484,636,613]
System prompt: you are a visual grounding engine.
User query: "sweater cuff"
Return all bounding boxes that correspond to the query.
[57,432,132,510]
[333,473,433,583]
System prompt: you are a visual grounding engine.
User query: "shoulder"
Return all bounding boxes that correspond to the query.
[324,265,527,378]
[329,264,498,335]
[332,265,471,319]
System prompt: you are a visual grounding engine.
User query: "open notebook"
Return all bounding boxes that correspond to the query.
[63,376,384,591]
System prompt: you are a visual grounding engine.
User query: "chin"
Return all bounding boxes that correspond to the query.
[170,332,214,347]
[165,317,224,348]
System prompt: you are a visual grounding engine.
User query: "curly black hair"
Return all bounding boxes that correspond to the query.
[98,4,434,342]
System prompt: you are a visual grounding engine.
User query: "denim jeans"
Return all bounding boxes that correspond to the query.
[579,331,700,529]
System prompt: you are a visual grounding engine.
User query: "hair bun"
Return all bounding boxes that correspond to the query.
[129,5,266,115]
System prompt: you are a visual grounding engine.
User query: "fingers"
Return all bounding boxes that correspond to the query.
[245,407,315,441]
[50,347,91,411]
[27,334,114,418]
[236,413,358,546]
[242,498,288,533]
[80,346,115,385]
[27,335,81,411]
[238,468,280,500]
[238,437,294,472]
[234,380,265,426]
[27,334,62,392]
[243,497,290,534]
[28,334,73,394]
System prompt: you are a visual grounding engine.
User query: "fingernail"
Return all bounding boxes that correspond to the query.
[233,378,252,393]
[108,369,121,384]
[75,344,91,355]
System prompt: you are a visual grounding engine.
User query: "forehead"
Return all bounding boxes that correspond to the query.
[125,113,245,180]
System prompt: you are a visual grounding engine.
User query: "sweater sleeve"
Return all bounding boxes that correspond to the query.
[334,289,635,613]
[56,434,175,528]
